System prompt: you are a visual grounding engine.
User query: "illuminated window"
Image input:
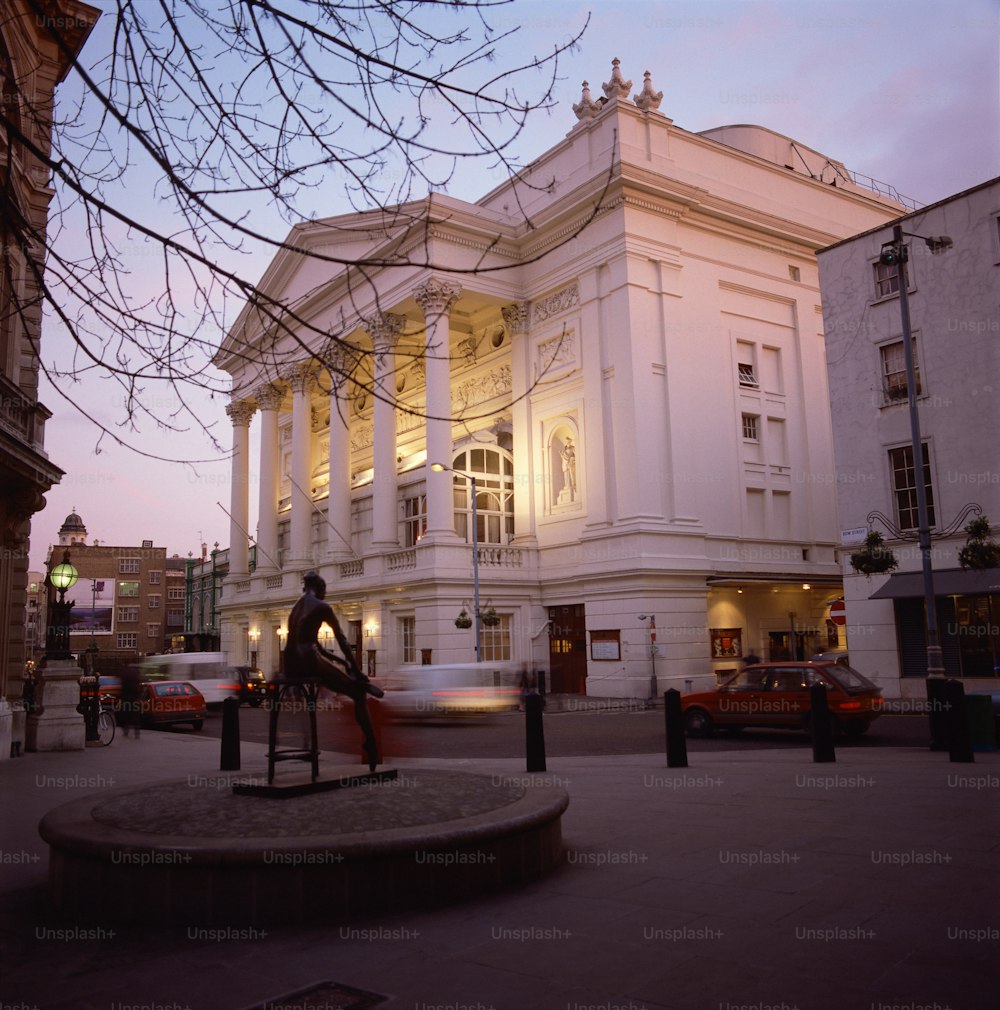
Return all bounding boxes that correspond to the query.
[480,614,511,662]
[450,447,514,545]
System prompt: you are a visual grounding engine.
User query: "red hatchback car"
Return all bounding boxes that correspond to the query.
[140,680,207,730]
[681,661,883,738]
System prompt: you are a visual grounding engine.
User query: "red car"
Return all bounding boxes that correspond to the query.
[139,680,207,730]
[681,661,883,738]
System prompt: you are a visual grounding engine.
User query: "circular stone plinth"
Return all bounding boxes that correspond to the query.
[39,767,569,925]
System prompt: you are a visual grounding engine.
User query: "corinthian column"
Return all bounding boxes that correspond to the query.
[254,382,284,572]
[364,313,405,549]
[415,278,461,538]
[503,301,536,546]
[284,362,315,566]
[325,342,357,559]
[225,398,256,577]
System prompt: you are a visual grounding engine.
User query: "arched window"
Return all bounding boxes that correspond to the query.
[450,447,514,545]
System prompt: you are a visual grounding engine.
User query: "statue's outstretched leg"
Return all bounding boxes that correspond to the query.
[312,651,382,771]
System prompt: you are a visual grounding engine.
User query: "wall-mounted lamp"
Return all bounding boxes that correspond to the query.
[364,620,379,638]
[801,584,811,591]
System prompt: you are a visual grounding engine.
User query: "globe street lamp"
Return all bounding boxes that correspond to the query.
[45,550,79,661]
[431,461,481,662]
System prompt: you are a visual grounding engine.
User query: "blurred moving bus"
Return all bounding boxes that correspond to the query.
[379,662,521,720]
[138,652,241,706]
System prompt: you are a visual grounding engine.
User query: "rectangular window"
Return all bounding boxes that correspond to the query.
[117,633,138,649]
[736,340,758,387]
[148,570,162,584]
[737,362,758,387]
[119,558,140,574]
[166,609,184,625]
[874,256,909,299]
[118,581,139,598]
[880,339,921,402]
[889,444,936,531]
[167,586,185,601]
[481,614,511,662]
[400,616,415,663]
[146,623,160,638]
[148,594,161,610]
[117,606,139,623]
[741,413,759,441]
[403,495,427,548]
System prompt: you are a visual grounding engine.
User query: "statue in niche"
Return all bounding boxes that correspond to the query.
[557,435,577,504]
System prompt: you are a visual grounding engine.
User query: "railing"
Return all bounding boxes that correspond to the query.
[477,546,522,568]
[386,549,417,572]
[264,574,283,590]
[339,559,364,579]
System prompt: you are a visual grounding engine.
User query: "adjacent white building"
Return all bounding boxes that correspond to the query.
[213,60,907,697]
[819,176,1000,699]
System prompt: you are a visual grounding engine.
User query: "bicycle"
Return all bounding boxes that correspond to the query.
[96,699,116,746]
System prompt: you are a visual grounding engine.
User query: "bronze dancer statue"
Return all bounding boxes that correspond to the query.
[283,571,384,771]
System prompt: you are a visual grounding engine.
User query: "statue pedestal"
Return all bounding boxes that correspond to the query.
[26,659,85,752]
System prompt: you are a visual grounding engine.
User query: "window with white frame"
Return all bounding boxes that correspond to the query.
[117,606,139,623]
[880,339,921,402]
[148,570,162,584]
[146,623,160,638]
[148,594,161,609]
[117,633,138,649]
[118,581,139,598]
[481,614,511,662]
[450,447,514,545]
[400,616,415,663]
[741,413,759,441]
[403,495,426,547]
[119,558,140,574]
[874,255,909,299]
[889,443,936,531]
[167,586,185,601]
[736,340,758,387]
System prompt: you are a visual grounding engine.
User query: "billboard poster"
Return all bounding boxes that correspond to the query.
[66,579,115,634]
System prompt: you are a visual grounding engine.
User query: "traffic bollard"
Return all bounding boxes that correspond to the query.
[809,683,836,763]
[525,692,546,772]
[663,689,688,768]
[220,695,241,771]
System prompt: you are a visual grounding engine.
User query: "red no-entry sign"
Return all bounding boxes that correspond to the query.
[829,599,847,626]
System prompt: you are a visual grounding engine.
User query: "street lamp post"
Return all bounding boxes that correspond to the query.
[45,550,79,661]
[879,224,952,680]
[432,462,482,662]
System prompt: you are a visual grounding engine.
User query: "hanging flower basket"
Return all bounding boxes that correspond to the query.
[454,609,473,629]
[849,530,899,576]
[958,516,1000,570]
[481,606,501,628]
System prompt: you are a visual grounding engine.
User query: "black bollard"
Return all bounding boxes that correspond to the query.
[220,695,241,771]
[663,689,688,768]
[525,692,546,772]
[926,677,950,751]
[944,678,974,764]
[809,683,836,763]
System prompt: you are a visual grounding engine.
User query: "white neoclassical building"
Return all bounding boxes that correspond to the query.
[212,60,907,697]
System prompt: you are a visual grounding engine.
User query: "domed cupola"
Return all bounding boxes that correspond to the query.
[57,509,88,546]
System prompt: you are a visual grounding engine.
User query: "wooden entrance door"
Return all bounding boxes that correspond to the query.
[548,604,587,694]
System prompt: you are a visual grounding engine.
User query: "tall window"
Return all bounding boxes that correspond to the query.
[148,570,162,584]
[400,616,415,663]
[450,447,514,545]
[874,256,909,299]
[741,413,759,441]
[148,594,161,609]
[481,614,511,662]
[403,495,426,547]
[889,444,936,530]
[880,339,921,402]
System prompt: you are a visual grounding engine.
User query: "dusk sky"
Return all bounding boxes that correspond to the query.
[30,0,999,571]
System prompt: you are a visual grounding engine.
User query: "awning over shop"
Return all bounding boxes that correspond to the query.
[869,567,1000,599]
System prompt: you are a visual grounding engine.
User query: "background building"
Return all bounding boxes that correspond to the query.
[819,176,1000,699]
[43,511,174,675]
[213,60,909,696]
[0,0,99,757]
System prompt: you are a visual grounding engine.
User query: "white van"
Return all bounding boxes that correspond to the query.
[138,652,241,706]
[379,662,521,720]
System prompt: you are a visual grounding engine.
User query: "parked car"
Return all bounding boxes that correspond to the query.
[228,666,268,706]
[379,662,521,720]
[810,649,850,665]
[97,675,122,705]
[139,680,207,730]
[680,661,883,738]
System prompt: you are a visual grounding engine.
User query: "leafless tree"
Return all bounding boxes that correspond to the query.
[4,0,594,460]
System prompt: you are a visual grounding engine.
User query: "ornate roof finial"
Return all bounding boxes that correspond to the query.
[601,58,632,101]
[572,80,602,121]
[633,70,663,113]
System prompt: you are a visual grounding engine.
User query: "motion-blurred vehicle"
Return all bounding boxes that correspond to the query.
[139,652,240,705]
[379,662,521,720]
[681,661,882,738]
[810,649,850,665]
[139,680,207,730]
